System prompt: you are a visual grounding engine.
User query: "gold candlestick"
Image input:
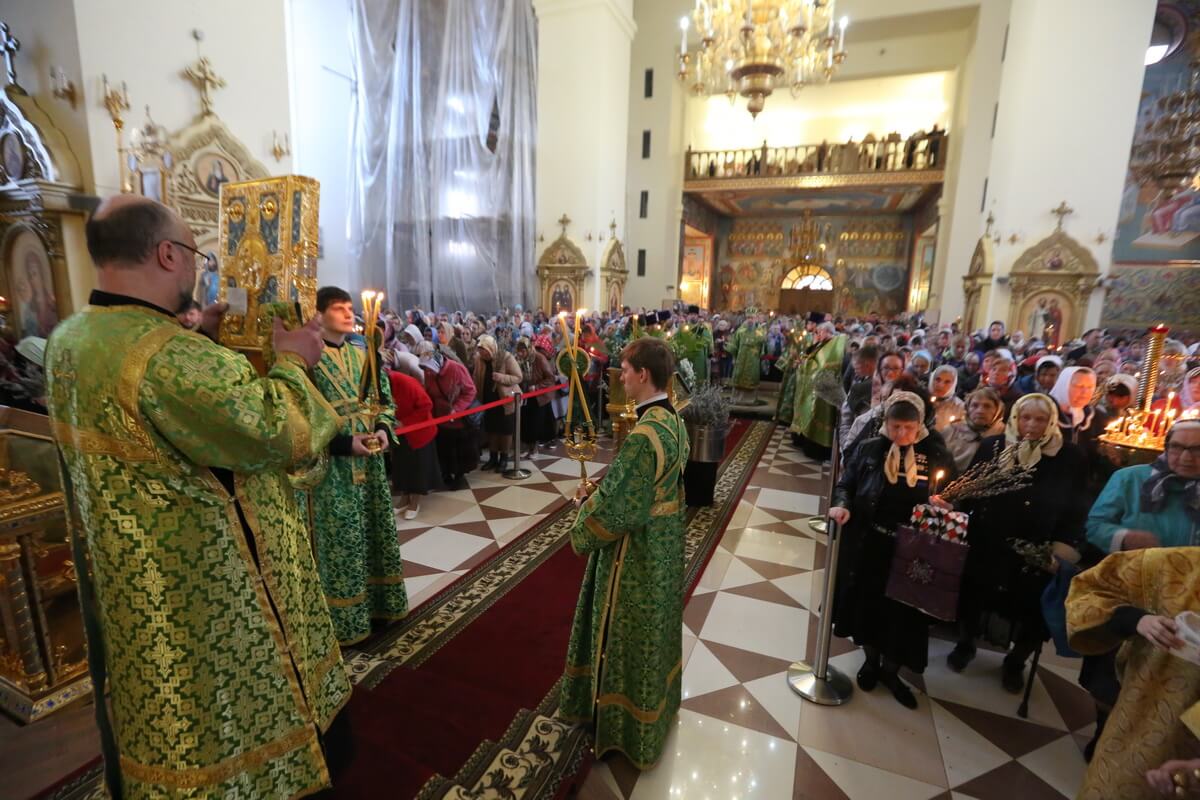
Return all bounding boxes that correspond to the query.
[359,290,387,453]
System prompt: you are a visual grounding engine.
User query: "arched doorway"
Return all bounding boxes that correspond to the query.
[778,263,834,316]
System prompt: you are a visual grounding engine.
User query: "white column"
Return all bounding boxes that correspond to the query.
[534,0,636,311]
[935,0,1154,330]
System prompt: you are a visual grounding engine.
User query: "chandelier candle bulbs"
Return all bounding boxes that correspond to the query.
[678,0,849,117]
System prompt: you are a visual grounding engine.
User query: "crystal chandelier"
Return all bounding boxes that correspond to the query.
[678,0,848,118]
[1128,63,1200,189]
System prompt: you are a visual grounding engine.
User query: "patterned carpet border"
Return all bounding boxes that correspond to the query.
[414,421,776,800]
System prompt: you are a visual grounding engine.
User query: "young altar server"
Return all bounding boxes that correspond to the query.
[560,336,690,768]
[309,285,408,645]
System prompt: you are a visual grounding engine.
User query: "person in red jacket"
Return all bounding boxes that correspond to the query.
[389,352,443,520]
[416,341,479,490]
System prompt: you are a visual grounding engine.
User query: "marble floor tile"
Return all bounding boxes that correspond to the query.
[803,746,948,800]
[1016,735,1087,798]
[755,487,821,516]
[728,526,816,569]
[699,591,809,663]
[929,699,1012,788]
[628,710,797,800]
[681,641,741,701]
[401,526,493,571]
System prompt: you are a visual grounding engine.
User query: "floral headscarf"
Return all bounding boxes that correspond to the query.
[1005,393,1063,467]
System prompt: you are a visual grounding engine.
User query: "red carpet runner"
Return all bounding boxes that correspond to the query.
[34,419,773,800]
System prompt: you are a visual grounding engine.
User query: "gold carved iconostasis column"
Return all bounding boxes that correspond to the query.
[961,234,995,333]
[599,230,628,313]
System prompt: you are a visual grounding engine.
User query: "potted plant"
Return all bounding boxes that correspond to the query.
[679,383,731,506]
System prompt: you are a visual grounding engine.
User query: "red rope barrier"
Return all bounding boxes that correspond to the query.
[392,381,569,437]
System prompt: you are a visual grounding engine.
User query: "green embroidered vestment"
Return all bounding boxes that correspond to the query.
[307,341,408,645]
[46,304,350,799]
[560,405,690,768]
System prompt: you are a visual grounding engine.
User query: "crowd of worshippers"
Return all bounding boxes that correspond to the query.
[798,316,1200,799]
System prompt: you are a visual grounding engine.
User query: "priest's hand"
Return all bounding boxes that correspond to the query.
[350,433,377,457]
[274,317,324,367]
[573,484,594,506]
[1136,614,1184,651]
[199,302,228,340]
[373,430,390,452]
[1146,758,1200,797]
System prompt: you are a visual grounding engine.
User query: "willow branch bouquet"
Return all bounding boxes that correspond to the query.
[939,445,1036,504]
[813,368,847,408]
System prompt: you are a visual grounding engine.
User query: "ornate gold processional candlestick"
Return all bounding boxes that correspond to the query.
[1099,323,1184,465]
[558,310,597,493]
[359,290,387,453]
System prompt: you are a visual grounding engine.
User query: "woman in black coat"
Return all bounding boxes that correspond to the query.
[948,392,1088,691]
[829,392,957,709]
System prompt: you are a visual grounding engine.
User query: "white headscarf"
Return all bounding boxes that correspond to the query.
[402,324,423,347]
[1182,366,1200,410]
[881,391,929,487]
[1050,366,1096,428]
[1036,355,1063,372]
[928,364,959,399]
[1005,393,1063,467]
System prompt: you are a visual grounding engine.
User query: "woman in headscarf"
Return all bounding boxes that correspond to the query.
[439,321,468,365]
[1050,366,1112,495]
[828,392,956,709]
[841,351,904,446]
[388,352,442,520]
[1016,355,1062,395]
[946,393,1088,688]
[417,341,478,490]
[515,337,558,458]
[929,364,966,432]
[908,349,933,380]
[1182,366,1200,414]
[1097,374,1137,418]
[941,387,1006,471]
[473,334,523,473]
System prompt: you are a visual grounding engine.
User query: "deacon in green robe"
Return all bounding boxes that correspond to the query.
[728,317,766,403]
[309,286,408,645]
[561,337,690,769]
[791,324,847,456]
[775,327,810,427]
[46,195,350,799]
[683,306,714,387]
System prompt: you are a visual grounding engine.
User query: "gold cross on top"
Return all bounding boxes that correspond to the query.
[184,55,225,118]
[1051,201,1074,231]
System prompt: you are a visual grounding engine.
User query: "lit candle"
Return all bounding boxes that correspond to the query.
[574,308,587,345]
[1149,409,1162,437]
[932,469,945,495]
[838,15,847,51]
[558,311,572,356]
[680,16,688,55]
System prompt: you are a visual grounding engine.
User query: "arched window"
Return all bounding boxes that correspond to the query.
[781,264,833,291]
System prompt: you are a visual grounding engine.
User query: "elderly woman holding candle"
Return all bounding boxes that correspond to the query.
[946,393,1088,689]
[828,391,957,709]
[474,334,523,473]
[928,364,966,432]
[941,386,1006,471]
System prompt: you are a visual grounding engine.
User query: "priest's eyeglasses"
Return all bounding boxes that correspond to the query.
[168,240,216,272]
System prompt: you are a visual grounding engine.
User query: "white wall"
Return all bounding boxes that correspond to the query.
[625,0,690,309]
[980,0,1154,328]
[72,0,293,196]
[286,0,353,292]
[535,0,634,311]
[684,70,957,152]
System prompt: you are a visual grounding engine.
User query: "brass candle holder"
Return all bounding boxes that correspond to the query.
[1099,323,1180,466]
[557,315,597,493]
[360,290,387,453]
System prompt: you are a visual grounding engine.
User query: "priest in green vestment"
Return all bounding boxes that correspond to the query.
[791,321,847,458]
[46,196,351,799]
[775,325,811,427]
[684,305,713,387]
[728,315,766,404]
[561,336,690,769]
[308,286,408,645]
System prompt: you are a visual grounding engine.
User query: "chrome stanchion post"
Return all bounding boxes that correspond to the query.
[788,431,852,705]
[504,389,531,480]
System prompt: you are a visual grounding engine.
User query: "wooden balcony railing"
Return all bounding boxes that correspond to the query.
[684,132,947,182]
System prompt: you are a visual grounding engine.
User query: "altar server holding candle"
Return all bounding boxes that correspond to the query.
[307,285,407,645]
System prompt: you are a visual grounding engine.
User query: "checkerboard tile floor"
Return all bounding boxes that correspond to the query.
[576,426,1095,800]
[394,439,616,609]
